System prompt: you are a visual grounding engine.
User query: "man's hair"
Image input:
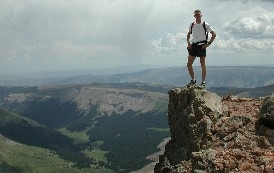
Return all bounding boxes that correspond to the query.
[194,9,201,14]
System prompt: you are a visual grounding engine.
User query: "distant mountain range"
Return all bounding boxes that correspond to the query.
[1,66,274,88]
[210,84,274,98]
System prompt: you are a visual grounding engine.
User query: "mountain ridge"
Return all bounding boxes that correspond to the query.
[0,107,97,169]
[0,83,171,172]
[1,66,274,88]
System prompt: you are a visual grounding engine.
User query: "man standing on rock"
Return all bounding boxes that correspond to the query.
[186,9,216,88]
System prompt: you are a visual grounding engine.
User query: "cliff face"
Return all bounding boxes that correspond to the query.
[155,87,274,173]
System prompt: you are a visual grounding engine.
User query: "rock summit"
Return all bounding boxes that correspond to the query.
[155,87,274,172]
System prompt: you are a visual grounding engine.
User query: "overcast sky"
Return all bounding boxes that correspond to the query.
[0,0,274,75]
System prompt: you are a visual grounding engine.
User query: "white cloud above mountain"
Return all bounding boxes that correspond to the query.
[223,7,274,38]
[0,0,273,74]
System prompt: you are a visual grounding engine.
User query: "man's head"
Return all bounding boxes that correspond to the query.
[194,9,202,18]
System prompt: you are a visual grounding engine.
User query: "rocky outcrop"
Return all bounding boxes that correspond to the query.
[259,93,274,125]
[257,93,274,146]
[154,87,274,173]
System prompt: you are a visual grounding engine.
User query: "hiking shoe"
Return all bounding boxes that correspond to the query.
[186,79,196,87]
[199,82,206,89]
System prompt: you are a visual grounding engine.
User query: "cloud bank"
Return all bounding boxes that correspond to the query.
[0,0,273,74]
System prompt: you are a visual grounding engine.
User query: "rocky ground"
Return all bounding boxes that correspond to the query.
[154,88,274,173]
[214,94,274,172]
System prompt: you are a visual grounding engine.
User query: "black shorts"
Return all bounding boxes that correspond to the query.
[187,44,206,57]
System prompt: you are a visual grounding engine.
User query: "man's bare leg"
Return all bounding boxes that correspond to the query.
[187,56,196,80]
[200,56,206,82]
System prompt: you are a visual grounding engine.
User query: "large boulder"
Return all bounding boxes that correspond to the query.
[260,93,274,126]
[257,93,274,145]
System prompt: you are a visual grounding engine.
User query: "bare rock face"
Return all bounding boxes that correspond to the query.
[154,87,274,173]
[258,93,274,146]
[260,93,274,125]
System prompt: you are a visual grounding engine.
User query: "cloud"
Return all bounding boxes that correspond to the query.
[0,0,273,74]
[223,7,274,39]
[215,0,274,2]
[215,38,274,54]
[261,0,274,2]
[0,0,156,61]
[152,32,186,56]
